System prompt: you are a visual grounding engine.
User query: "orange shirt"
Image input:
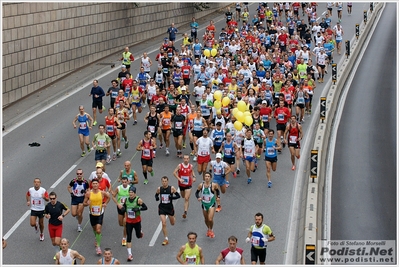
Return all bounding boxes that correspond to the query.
[161,111,172,130]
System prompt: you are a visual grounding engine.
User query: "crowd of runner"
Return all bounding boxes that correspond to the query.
[23,2,352,264]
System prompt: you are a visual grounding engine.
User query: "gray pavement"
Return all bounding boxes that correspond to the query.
[2,2,369,265]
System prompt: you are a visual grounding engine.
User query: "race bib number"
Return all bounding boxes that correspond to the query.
[289,136,298,144]
[106,125,113,133]
[251,236,260,246]
[143,149,151,157]
[267,147,275,155]
[175,122,183,130]
[181,176,189,185]
[186,256,197,265]
[91,206,101,215]
[148,125,155,133]
[120,197,126,204]
[79,122,87,130]
[163,119,170,125]
[163,68,169,74]
[32,199,42,206]
[202,195,211,203]
[97,140,105,147]
[225,148,232,155]
[297,97,304,104]
[127,210,136,219]
[262,115,269,122]
[161,194,170,204]
[277,114,284,121]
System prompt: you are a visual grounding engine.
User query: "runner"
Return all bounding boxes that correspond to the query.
[195,172,219,238]
[192,109,209,162]
[117,161,139,185]
[253,122,266,159]
[274,100,291,150]
[160,105,172,156]
[233,122,246,175]
[88,162,111,182]
[26,178,49,241]
[55,238,85,265]
[186,104,197,156]
[176,232,205,265]
[284,115,303,171]
[245,212,275,264]
[141,52,153,74]
[136,67,151,108]
[170,107,185,156]
[136,131,156,185]
[83,178,110,255]
[146,79,158,107]
[67,169,89,232]
[120,46,135,73]
[144,105,161,158]
[264,129,282,188]
[106,80,120,109]
[123,186,147,261]
[115,99,130,156]
[220,132,238,180]
[98,248,121,265]
[243,129,258,184]
[72,105,93,157]
[195,128,214,180]
[155,176,180,245]
[111,176,130,247]
[210,122,225,154]
[215,236,245,265]
[44,192,70,260]
[173,155,196,219]
[209,153,230,212]
[92,124,112,171]
[129,79,144,125]
[105,107,122,163]
[89,80,105,126]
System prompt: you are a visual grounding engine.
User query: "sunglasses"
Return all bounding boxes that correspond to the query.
[76,173,83,175]
[50,198,56,200]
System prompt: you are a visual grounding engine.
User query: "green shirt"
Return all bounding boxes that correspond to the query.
[93,133,111,150]
[117,184,129,204]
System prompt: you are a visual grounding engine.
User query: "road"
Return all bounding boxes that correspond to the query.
[2,3,368,265]
[331,3,396,243]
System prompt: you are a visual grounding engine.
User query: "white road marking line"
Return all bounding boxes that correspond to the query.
[49,164,77,189]
[149,188,180,247]
[3,210,30,240]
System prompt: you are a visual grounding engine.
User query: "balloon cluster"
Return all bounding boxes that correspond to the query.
[231,100,253,131]
[203,48,218,57]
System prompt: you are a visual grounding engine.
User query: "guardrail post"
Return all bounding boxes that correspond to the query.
[355,24,359,39]
[345,40,350,58]
[310,150,318,183]
[370,2,373,12]
[320,97,326,122]
[364,10,367,24]
[331,63,337,84]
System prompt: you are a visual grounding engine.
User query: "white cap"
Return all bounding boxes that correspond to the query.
[262,100,267,104]
[262,79,267,82]
[216,153,222,159]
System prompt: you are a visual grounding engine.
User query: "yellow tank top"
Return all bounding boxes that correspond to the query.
[89,191,103,216]
[131,88,141,103]
[182,243,200,265]
[228,84,238,95]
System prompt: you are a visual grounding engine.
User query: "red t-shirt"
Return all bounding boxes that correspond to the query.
[275,107,291,124]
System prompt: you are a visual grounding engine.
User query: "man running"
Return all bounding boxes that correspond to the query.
[284,115,303,170]
[195,128,214,179]
[120,46,135,73]
[129,80,144,125]
[89,80,105,126]
[136,131,156,185]
[117,161,138,185]
[209,153,230,212]
[176,232,205,265]
[83,178,110,255]
[111,176,130,247]
[26,178,49,241]
[105,107,122,162]
[215,236,245,265]
[67,169,89,232]
[92,124,112,171]
[274,100,291,150]
[115,99,130,155]
[55,238,85,265]
[172,106,186,158]
[195,172,219,238]
[173,155,196,219]
[160,105,172,156]
[220,132,238,181]
[144,105,161,157]
[123,186,147,261]
[98,248,121,264]
[73,105,93,157]
[243,129,258,184]
[264,129,282,188]
[44,192,70,260]
[245,212,275,264]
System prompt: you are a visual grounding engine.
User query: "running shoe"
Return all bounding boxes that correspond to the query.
[143,179,149,185]
[112,153,117,161]
[215,205,222,212]
[182,143,186,148]
[209,230,215,238]
[81,151,86,157]
[106,156,112,164]
[96,246,102,255]
[133,120,137,125]
[190,151,195,156]
[102,106,106,111]
[166,149,170,156]
[35,222,39,234]
[256,154,261,159]
[77,226,83,232]
[54,254,56,260]
[162,239,169,246]
[150,170,154,176]
[236,169,240,175]
[291,165,296,171]
[39,233,44,241]
[268,181,272,188]
[117,151,122,157]
[140,231,144,238]
[125,140,129,149]
[247,178,252,184]
[182,212,187,219]
[121,137,125,142]
[159,143,163,149]
[206,229,211,237]
[226,181,230,188]
[87,146,91,152]
[193,156,197,162]
[122,238,127,246]
[93,121,97,126]
[127,254,133,261]
[233,172,237,178]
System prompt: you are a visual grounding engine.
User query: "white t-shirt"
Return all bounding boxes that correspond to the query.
[59,249,74,265]
[196,137,213,156]
[89,171,111,182]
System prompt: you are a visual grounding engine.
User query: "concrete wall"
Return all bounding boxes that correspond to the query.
[2,2,229,107]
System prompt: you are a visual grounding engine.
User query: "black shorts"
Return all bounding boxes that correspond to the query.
[256,142,263,148]
[141,158,153,167]
[262,122,270,130]
[117,122,126,130]
[236,8,241,12]
[90,214,104,226]
[288,141,301,149]
[109,134,116,140]
[213,144,221,152]
[71,196,85,205]
[31,210,44,218]
[192,130,203,138]
[125,64,131,70]
[179,185,192,191]
[173,130,183,137]
[317,64,326,69]
[92,101,103,109]
[327,54,332,61]
[264,156,278,163]
[327,7,333,12]
[117,206,125,216]
[158,205,174,216]
[251,247,267,263]
[276,123,286,132]
[162,129,171,134]
[223,157,235,165]
[203,115,210,121]
[296,103,305,109]
[149,129,158,138]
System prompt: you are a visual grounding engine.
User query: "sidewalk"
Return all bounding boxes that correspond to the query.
[2,5,230,130]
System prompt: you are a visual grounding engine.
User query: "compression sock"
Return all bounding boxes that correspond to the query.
[127,248,132,254]
[143,172,148,179]
[95,233,102,247]
[190,142,194,150]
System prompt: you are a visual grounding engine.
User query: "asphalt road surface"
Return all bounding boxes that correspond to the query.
[2,3,369,265]
[331,3,396,243]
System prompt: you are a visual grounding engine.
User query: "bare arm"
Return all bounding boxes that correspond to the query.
[71,250,85,265]
[176,245,187,264]
[199,246,205,264]
[215,252,223,264]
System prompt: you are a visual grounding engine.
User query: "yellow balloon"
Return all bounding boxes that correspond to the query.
[244,115,253,127]
[235,111,245,123]
[214,100,222,109]
[237,100,246,112]
[211,48,217,57]
[234,121,243,131]
[204,49,210,57]
[232,107,239,117]
[222,96,230,106]
[244,111,251,117]
[216,109,222,115]
[213,90,222,101]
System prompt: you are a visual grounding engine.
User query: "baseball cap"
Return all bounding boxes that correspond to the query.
[261,79,267,82]
[262,100,267,104]
[96,162,103,168]
[121,65,126,68]
[181,87,186,91]
[317,41,321,44]
[129,186,137,193]
[216,153,222,159]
